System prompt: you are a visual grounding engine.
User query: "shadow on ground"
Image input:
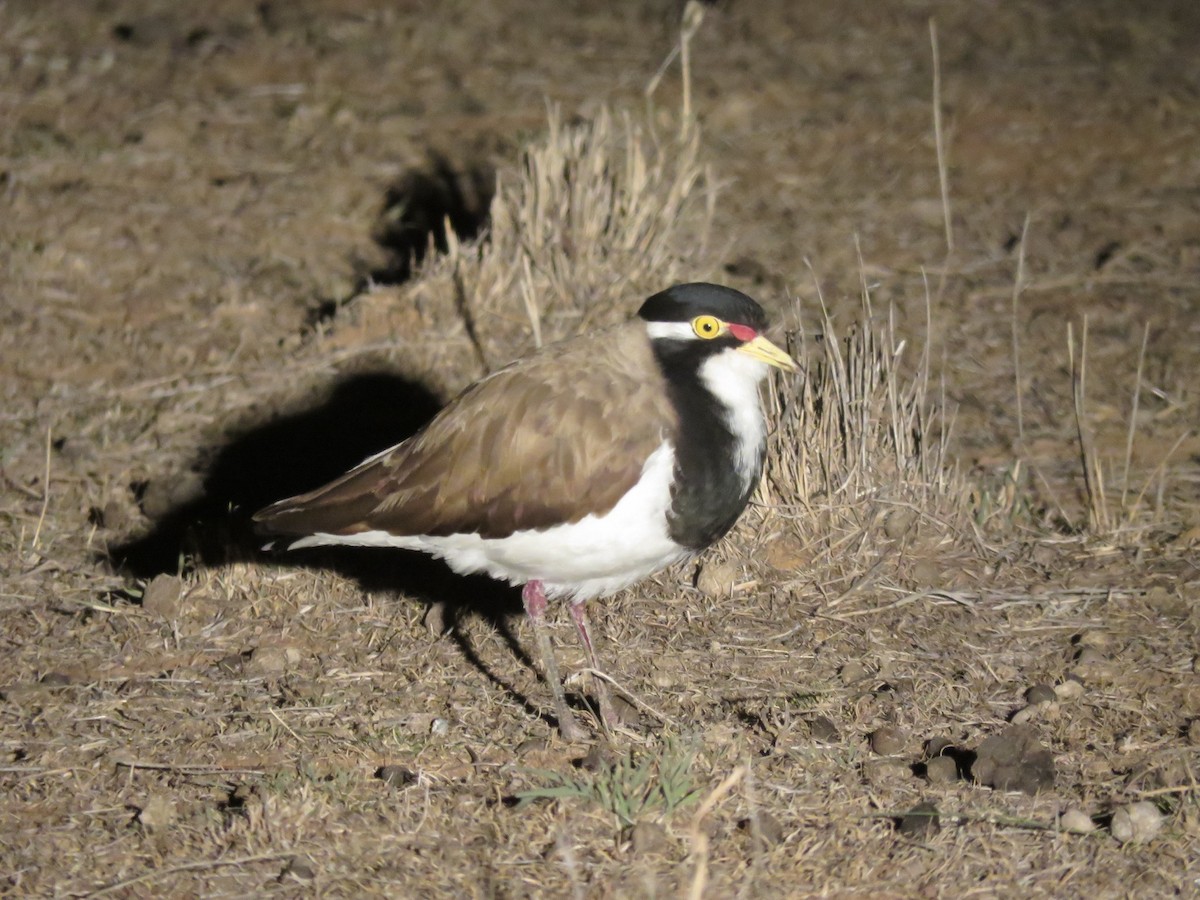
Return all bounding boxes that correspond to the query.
[108,369,524,628]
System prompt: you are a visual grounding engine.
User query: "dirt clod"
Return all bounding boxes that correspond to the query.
[376,765,418,788]
[629,819,671,856]
[883,507,917,539]
[1054,679,1085,701]
[141,573,182,618]
[247,643,302,675]
[1026,683,1057,705]
[808,715,840,743]
[280,857,316,882]
[1110,801,1164,844]
[925,756,958,784]
[839,661,868,685]
[739,810,785,848]
[137,794,178,831]
[972,725,1055,794]
[897,801,940,838]
[870,726,907,755]
[1059,808,1097,834]
[695,560,740,598]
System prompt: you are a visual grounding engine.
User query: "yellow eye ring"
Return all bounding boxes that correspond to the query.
[692,315,723,339]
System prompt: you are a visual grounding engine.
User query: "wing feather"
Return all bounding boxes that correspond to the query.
[252,322,677,540]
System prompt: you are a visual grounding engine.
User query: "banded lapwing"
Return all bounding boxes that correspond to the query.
[253,282,798,739]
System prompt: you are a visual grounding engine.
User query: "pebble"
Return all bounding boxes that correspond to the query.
[629,819,671,856]
[1054,679,1085,701]
[280,857,316,882]
[839,661,868,685]
[870,726,907,756]
[430,717,450,736]
[1188,719,1200,747]
[137,793,178,831]
[883,507,918,539]
[972,724,1055,794]
[863,758,911,787]
[247,643,302,675]
[808,716,840,743]
[1059,807,1096,834]
[1110,801,1164,844]
[141,573,182,618]
[1026,683,1057,705]
[738,810,785,848]
[695,560,740,598]
[375,765,418,788]
[925,756,958,784]
[763,533,809,571]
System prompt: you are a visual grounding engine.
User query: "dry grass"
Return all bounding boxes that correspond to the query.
[2,1,1198,897]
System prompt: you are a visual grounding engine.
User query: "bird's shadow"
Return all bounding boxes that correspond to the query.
[107,371,562,723]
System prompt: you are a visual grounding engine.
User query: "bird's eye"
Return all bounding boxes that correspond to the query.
[692,315,722,339]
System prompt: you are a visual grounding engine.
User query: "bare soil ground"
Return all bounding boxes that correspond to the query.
[2,1,1198,896]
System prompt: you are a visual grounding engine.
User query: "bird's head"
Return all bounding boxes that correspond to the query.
[638,283,799,378]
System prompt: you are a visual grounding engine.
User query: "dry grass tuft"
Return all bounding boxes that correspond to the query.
[346,105,717,375]
[750,275,967,604]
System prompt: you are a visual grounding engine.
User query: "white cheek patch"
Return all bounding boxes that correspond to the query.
[644,321,697,341]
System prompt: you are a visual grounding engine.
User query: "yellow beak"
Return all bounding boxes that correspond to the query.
[736,334,800,373]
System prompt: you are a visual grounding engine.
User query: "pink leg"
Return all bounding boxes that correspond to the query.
[569,601,619,732]
[523,581,585,741]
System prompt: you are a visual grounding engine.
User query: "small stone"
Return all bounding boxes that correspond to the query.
[516,738,548,756]
[216,653,246,675]
[648,664,676,689]
[839,661,868,685]
[280,857,316,882]
[1188,719,1200,747]
[578,743,616,773]
[423,601,449,636]
[863,758,911,787]
[375,765,417,788]
[1076,631,1111,649]
[738,810,785,848]
[763,533,809,571]
[1026,683,1057,705]
[1059,808,1096,834]
[808,715,840,743]
[972,724,1055,794]
[695,560,740,598]
[1110,801,1164,844]
[137,793,177,831]
[141,573,182,618]
[925,736,956,758]
[247,643,301,675]
[925,756,958,784]
[1012,702,1060,725]
[870,726,907,756]
[897,801,940,838]
[629,819,671,856]
[1075,647,1107,665]
[1054,679,1085,701]
[430,717,450,736]
[883,507,918,539]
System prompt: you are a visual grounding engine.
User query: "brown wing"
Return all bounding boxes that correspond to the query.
[252,321,678,540]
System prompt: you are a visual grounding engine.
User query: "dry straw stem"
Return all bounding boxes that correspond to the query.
[929,18,954,256]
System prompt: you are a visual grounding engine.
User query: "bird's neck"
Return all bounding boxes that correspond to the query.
[653,345,768,550]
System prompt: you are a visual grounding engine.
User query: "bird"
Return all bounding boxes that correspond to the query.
[252,282,798,740]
